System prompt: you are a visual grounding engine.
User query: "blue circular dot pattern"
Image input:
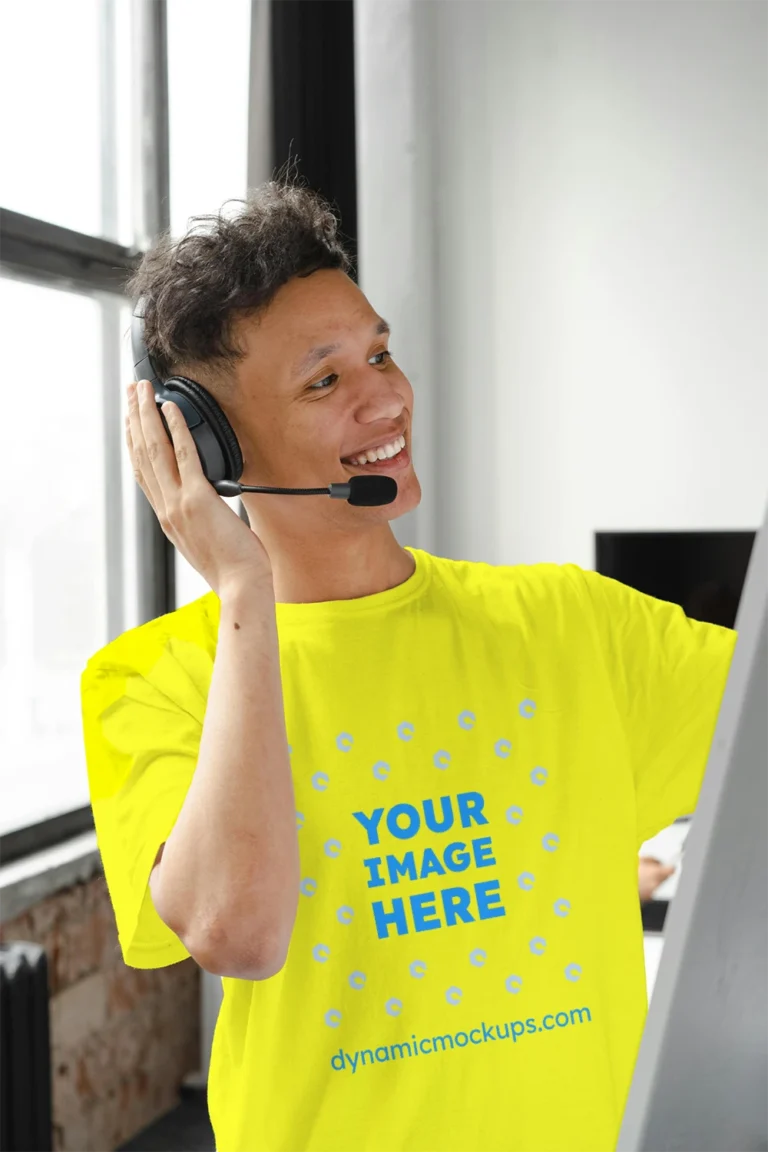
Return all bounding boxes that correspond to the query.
[301,697,587,1069]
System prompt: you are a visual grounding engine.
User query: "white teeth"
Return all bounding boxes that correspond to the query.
[347,434,405,466]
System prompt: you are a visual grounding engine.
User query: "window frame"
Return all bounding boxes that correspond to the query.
[0,0,173,867]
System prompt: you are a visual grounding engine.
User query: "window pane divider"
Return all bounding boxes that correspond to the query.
[0,207,140,295]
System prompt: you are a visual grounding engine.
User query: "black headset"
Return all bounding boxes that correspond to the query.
[131,296,245,495]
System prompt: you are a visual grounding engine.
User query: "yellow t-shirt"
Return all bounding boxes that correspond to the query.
[80,547,737,1152]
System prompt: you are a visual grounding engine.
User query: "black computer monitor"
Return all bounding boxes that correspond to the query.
[594,530,756,629]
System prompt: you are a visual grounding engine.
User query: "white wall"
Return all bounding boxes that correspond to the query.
[354,0,440,553]
[355,0,768,568]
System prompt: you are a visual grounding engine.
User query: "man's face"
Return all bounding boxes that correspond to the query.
[228,268,421,524]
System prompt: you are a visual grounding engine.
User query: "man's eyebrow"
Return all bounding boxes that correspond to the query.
[291,318,391,378]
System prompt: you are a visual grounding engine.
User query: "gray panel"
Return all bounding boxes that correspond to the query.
[618,493,768,1152]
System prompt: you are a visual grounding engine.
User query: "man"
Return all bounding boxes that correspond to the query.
[80,178,737,1152]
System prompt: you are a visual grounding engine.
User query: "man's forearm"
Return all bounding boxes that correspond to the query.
[151,576,300,978]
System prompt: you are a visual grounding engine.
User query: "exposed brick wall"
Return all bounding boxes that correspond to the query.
[0,871,200,1152]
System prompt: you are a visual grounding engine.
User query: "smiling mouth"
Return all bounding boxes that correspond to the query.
[340,442,411,472]
[341,434,407,466]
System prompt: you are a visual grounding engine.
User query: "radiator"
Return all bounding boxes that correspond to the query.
[0,942,52,1152]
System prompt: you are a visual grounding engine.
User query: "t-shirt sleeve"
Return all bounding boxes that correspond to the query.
[563,565,739,847]
[80,633,205,969]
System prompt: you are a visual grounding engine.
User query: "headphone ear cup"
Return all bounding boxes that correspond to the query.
[158,376,244,485]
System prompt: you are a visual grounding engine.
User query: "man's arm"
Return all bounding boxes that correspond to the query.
[638,857,675,903]
[149,577,301,980]
[565,564,738,845]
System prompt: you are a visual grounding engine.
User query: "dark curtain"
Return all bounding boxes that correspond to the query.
[270,0,359,280]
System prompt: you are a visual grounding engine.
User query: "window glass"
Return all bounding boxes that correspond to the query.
[166,0,251,606]
[0,0,135,247]
[0,277,130,835]
[167,0,251,239]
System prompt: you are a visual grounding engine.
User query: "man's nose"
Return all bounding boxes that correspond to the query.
[355,372,405,417]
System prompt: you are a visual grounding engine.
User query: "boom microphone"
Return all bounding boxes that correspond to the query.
[213,475,398,506]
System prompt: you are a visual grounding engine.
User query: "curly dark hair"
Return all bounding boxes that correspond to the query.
[125,170,354,396]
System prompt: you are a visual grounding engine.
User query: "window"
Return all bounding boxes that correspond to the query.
[0,0,254,853]
[0,3,140,851]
